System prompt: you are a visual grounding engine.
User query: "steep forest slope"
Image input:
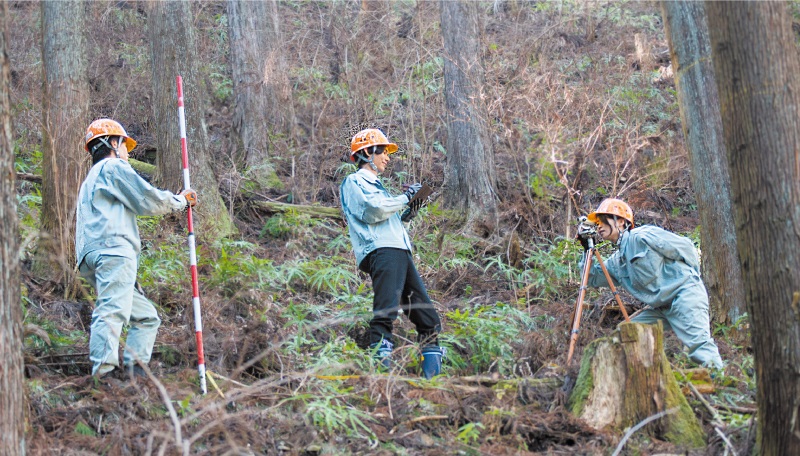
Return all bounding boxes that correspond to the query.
[10,1,756,454]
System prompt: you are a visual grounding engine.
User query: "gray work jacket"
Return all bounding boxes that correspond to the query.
[76,158,187,266]
[340,169,411,268]
[582,225,704,308]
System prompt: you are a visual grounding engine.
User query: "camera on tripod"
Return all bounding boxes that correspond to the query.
[576,216,598,240]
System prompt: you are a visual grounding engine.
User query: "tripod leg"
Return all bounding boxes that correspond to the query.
[567,248,593,364]
[593,249,631,322]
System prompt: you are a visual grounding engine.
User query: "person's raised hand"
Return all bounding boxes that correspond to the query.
[180,189,197,207]
[403,183,422,202]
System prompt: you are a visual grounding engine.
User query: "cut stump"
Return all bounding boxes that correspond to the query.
[568,322,705,448]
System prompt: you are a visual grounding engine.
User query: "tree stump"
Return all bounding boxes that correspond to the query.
[568,322,705,448]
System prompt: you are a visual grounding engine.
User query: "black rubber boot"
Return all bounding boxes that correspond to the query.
[420,345,443,379]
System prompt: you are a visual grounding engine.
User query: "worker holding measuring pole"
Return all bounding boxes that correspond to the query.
[575,198,723,369]
[76,118,197,379]
[339,128,443,379]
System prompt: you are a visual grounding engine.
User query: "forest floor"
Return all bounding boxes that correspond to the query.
[19,205,756,455]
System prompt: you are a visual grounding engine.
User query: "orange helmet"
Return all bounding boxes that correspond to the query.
[84,119,137,152]
[587,198,634,228]
[349,128,398,162]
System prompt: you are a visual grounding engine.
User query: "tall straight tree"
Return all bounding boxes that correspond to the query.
[0,1,25,453]
[440,0,498,236]
[227,0,293,184]
[37,0,90,283]
[661,1,745,327]
[149,0,235,240]
[705,2,800,454]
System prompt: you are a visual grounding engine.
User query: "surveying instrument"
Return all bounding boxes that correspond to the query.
[567,216,631,364]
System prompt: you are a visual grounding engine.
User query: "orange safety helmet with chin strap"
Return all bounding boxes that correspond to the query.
[84,118,137,153]
[349,128,398,162]
[587,198,634,228]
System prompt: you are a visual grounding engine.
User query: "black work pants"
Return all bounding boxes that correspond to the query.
[361,248,441,346]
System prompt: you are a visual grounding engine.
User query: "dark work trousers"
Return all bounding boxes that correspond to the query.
[360,248,441,346]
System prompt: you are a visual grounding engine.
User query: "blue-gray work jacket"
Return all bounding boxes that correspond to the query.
[76,158,188,266]
[340,169,411,268]
[582,225,705,308]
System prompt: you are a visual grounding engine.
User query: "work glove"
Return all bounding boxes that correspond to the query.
[401,207,417,222]
[180,189,198,207]
[403,183,422,202]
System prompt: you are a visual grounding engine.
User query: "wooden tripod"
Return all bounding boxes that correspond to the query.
[566,240,631,364]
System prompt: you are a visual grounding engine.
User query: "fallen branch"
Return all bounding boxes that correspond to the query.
[16,172,41,184]
[612,408,678,456]
[252,200,342,220]
[687,381,724,425]
[715,426,739,456]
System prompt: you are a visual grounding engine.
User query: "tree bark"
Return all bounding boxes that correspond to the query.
[440,0,498,237]
[227,0,293,186]
[149,0,235,241]
[0,1,26,452]
[706,2,800,455]
[568,323,704,448]
[705,2,800,454]
[37,0,90,283]
[660,1,746,328]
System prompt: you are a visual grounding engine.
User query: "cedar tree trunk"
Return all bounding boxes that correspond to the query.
[661,1,746,327]
[149,0,235,241]
[440,0,498,236]
[37,0,90,283]
[706,2,800,454]
[227,0,293,186]
[0,1,26,452]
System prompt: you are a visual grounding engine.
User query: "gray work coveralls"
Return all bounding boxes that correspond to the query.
[582,225,723,368]
[76,158,188,376]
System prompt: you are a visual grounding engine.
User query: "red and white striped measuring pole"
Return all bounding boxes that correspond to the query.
[176,75,207,395]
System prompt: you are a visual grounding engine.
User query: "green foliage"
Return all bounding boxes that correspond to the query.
[456,422,484,445]
[207,64,233,103]
[260,210,317,240]
[303,257,359,294]
[305,395,376,439]
[74,421,96,437]
[443,302,536,374]
[138,240,187,293]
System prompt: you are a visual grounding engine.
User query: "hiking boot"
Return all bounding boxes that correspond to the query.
[420,345,444,379]
[369,339,393,370]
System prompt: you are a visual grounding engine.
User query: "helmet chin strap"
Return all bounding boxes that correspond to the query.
[356,150,378,172]
[95,136,120,158]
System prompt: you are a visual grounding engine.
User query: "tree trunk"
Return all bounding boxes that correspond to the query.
[227,0,293,187]
[660,1,746,328]
[37,0,90,283]
[440,0,498,237]
[0,1,26,452]
[705,2,800,454]
[149,0,235,241]
[568,323,705,448]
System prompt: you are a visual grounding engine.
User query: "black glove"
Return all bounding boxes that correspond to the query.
[403,183,422,202]
[401,207,417,222]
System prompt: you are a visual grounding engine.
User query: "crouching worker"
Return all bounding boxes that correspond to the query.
[578,198,724,369]
[339,128,443,379]
[76,119,198,379]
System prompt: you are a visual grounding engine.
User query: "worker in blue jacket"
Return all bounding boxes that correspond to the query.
[339,128,443,379]
[578,198,723,368]
[76,119,197,379]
